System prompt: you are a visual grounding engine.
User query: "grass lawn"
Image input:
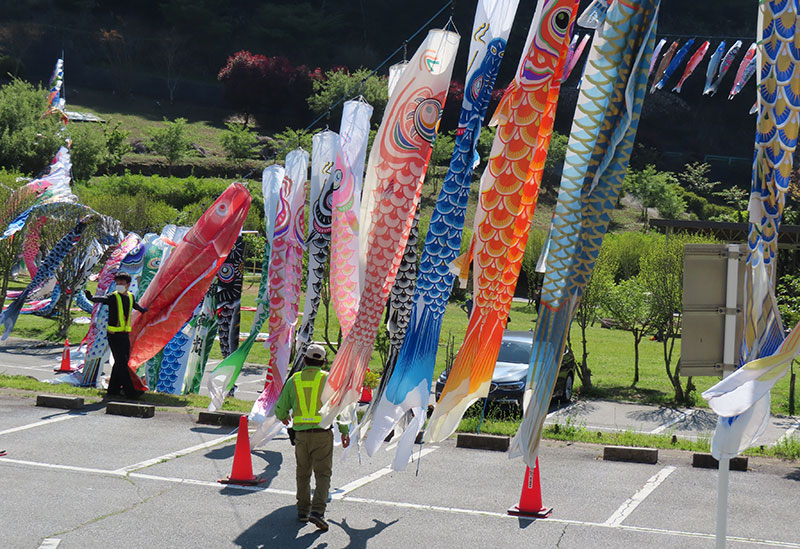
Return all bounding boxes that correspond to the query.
[7,271,796,417]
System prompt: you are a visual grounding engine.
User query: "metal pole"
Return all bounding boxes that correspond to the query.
[716,243,739,548]
[716,457,730,549]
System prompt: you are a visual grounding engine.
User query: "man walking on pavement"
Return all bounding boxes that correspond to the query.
[275,344,350,532]
[85,272,148,398]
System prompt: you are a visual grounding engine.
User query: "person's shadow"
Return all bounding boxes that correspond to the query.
[328,517,399,548]
[234,505,326,548]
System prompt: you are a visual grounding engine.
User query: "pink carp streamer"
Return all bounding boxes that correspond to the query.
[319,29,460,426]
[250,150,308,447]
[22,217,47,278]
[330,100,373,338]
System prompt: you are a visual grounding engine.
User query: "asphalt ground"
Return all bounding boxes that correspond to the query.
[2,338,798,447]
[1,394,800,548]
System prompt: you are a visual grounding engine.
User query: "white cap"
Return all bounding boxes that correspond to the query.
[305,344,326,366]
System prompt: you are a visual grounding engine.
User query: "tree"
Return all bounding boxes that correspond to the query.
[307,68,388,122]
[572,246,616,391]
[149,117,192,169]
[37,214,121,338]
[638,233,715,404]
[0,178,39,309]
[520,227,547,306]
[624,165,686,227]
[714,186,748,222]
[218,51,312,128]
[678,161,720,196]
[220,122,258,162]
[602,277,654,385]
[0,79,64,175]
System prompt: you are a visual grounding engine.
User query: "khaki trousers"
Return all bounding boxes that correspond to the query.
[294,428,333,515]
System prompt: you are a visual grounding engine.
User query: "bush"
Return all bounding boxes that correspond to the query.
[430,131,454,167]
[602,231,660,282]
[80,191,178,235]
[220,122,258,161]
[70,124,107,182]
[307,67,388,121]
[149,117,192,166]
[268,127,313,161]
[0,79,64,174]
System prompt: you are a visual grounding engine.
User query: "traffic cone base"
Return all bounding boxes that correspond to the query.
[54,339,74,373]
[507,459,552,518]
[218,415,265,486]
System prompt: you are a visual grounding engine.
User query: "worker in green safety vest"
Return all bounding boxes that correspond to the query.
[275,343,350,532]
[85,272,147,398]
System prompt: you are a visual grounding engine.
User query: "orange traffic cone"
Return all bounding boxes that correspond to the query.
[218,415,265,486]
[507,458,552,518]
[54,339,73,373]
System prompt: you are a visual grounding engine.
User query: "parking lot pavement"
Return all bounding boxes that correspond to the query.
[2,394,800,548]
[544,398,799,447]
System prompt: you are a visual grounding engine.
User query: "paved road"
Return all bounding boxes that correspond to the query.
[2,338,798,447]
[1,394,799,548]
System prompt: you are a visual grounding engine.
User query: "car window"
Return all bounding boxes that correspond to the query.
[496,340,533,364]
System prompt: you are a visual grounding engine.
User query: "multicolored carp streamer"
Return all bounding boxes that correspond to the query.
[363,0,519,465]
[424,0,579,444]
[509,0,659,469]
[705,40,742,96]
[216,236,245,357]
[650,39,677,91]
[206,167,281,410]
[250,150,308,447]
[703,41,727,95]
[358,207,421,440]
[672,40,709,93]
[564,34,591,81]
[139,228,184,387]
[0,219,87,340]
[291,130,339,375]
[704,0,800,459]
[729,42,757,100]
[648,38,667,77]
[47,58,65,110]
[320,29,460,427]
[329,100,374,338]
[184,283,218,394]
[128,183,251,390]
[653,39,693,91]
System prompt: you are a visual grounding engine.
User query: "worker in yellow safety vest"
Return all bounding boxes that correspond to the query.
[85,272,147,398]
[275,343,350,532]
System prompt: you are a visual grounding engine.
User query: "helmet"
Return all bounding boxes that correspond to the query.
[304,344,326,366]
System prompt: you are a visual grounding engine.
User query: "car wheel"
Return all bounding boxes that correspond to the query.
[563,373,574,402]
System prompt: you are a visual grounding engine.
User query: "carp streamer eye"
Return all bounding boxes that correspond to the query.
[216,202,228,216]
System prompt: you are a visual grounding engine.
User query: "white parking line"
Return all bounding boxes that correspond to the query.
[112,434,237,474]
[0,415,79,437]
[604,466,677,526]
[38,538,61,549]
[650,409,696,434]
[331,446,439,500]
[0,456,123,476]
[343,495,800,547]
[4,457,799,548]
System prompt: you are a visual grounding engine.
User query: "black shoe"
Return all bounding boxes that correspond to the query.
[309,512,328,532]
[297,513,309,523]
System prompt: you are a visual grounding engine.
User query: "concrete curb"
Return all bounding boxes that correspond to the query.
[106,401,155,418]
[692,453,748,471]
[35,394,84,410]
[603,445,658,464]
[198,410,244,427]
[456,433,510,452]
